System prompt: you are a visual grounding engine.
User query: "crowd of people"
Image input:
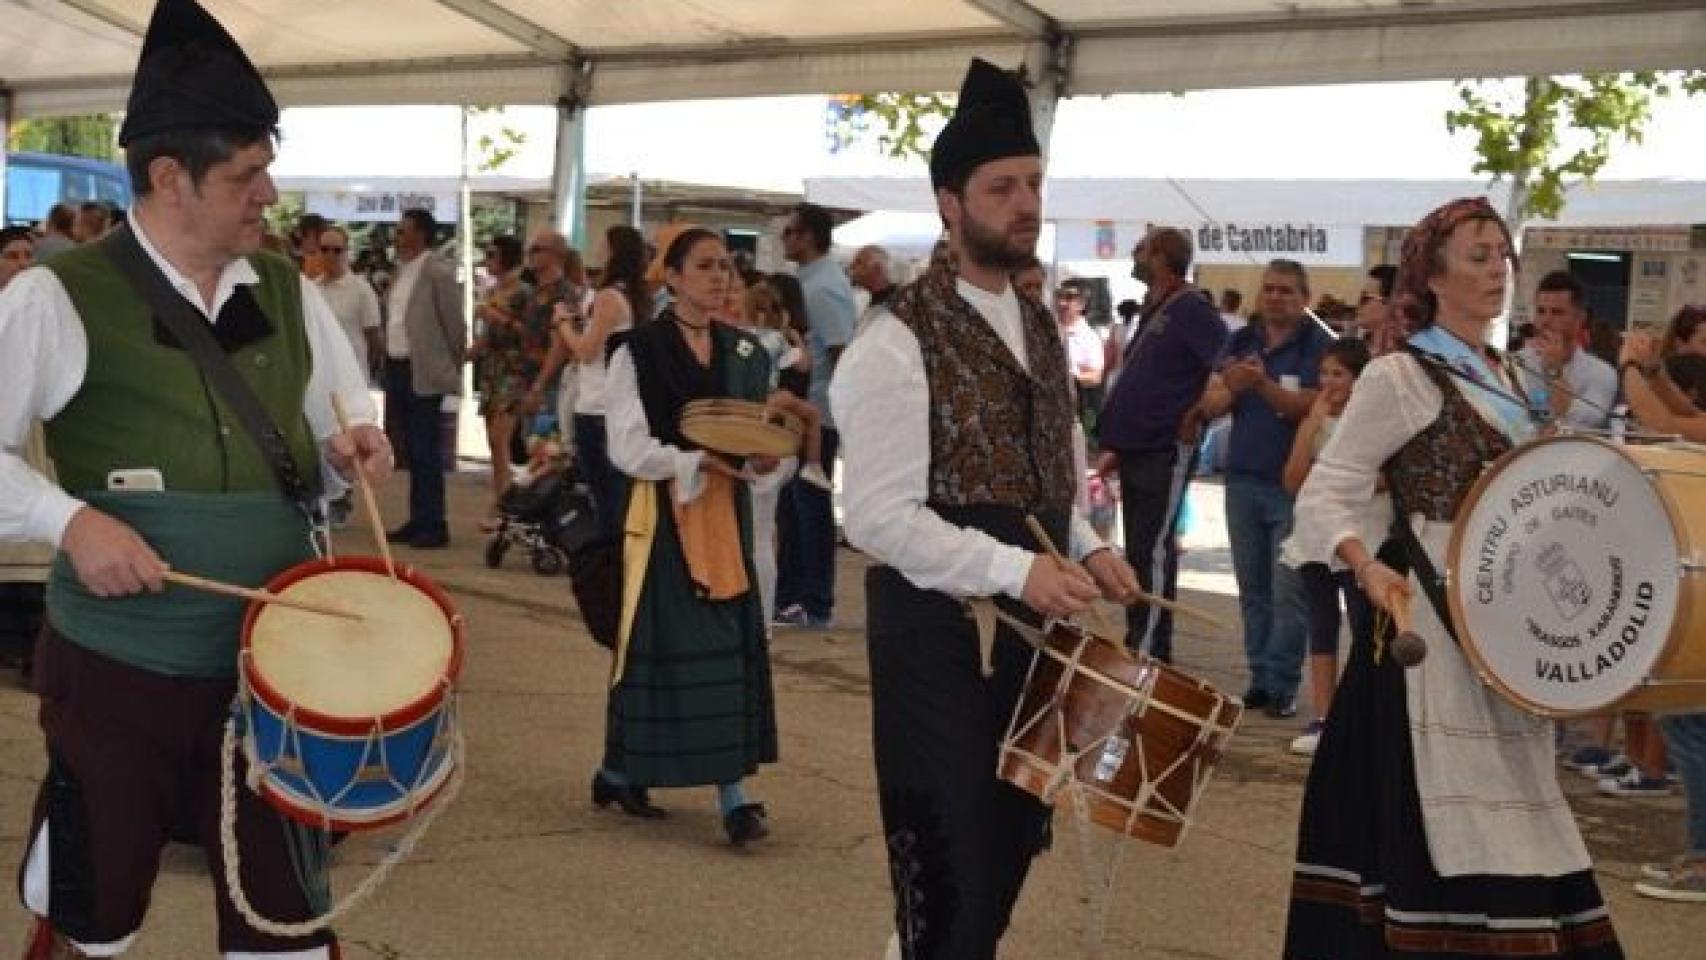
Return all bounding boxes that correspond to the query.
[2,3,1705,957]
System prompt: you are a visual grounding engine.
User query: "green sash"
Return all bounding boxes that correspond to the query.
[48,491,315,677]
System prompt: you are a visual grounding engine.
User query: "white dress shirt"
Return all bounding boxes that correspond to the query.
[385,252,427,359]
[831,278,1104,601]
[0,216,377,547]
[1516,344,1619,431]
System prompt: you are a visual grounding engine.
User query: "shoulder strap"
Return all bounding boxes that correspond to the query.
[100,226,320,510]
[1382,466,1458,647]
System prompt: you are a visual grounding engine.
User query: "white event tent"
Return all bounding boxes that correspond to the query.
[4,1,1706,229]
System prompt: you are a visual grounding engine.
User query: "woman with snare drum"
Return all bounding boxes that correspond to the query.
[1283,197,1623,959]
[590,228,780,845]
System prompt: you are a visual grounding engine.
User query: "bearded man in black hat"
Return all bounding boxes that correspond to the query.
[830,59,1140,958]
[0,1,387,956]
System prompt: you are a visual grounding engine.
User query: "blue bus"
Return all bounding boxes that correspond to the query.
[4,151,131,227]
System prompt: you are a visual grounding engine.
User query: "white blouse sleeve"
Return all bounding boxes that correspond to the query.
[603,345,706,503]
[1291,353,1443,565]
[0,268,89,546]
[829,312,1035,600]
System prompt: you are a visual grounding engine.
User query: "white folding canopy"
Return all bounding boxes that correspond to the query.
[4,1,1706,118]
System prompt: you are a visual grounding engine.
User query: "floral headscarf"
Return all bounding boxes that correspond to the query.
[1372,196,1516,355]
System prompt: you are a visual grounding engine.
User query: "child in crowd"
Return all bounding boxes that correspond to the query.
[1279,338,1378,756]
[741,280,830,492]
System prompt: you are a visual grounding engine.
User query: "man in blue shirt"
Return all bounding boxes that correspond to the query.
[776,202,857,627]
[1097,227,1228,662]
[1200,259,1330,718]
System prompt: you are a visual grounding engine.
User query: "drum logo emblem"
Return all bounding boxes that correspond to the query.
[1536,542,1592,622]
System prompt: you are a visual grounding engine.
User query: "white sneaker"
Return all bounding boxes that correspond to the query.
[799,463,833,491]
[1289,721,1323,756]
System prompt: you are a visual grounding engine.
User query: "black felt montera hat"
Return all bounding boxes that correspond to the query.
[928,58,1040,191]
[118,0,279,146]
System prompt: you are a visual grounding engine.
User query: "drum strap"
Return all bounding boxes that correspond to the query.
[100,226,324,519]
[1381,475,1459,648]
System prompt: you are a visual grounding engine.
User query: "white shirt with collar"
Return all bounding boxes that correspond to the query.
[0,215,377,547]
[830,277,1104,601]
[1517,343,1619,430]
[385,251,428,359]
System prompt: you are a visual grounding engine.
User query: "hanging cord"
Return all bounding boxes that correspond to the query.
[217,695,467,937]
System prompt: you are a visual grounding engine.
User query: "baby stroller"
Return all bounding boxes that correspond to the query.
[484,456,600,577]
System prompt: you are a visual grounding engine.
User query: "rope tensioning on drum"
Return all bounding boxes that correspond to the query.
[218,687,467,937]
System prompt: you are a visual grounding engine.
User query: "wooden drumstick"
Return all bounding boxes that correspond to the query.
[1128,586,1232,632]
[1384,584,1428,668]
[330,393,396,580]
[1022,515,1126,644]
[1024,516,1228,633]
[163,569,363,622]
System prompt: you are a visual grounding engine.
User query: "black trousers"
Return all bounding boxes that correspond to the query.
[867,566,1049,960]
[1116,442,1198,661]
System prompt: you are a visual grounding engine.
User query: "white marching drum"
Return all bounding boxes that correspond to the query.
[1446,435,1706,716]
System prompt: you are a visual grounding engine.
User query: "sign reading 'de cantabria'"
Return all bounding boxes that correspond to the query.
[1452,438,1678,713]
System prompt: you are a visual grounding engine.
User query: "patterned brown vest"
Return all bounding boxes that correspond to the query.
[1384,351,1514,523]
[888,265,1077,516]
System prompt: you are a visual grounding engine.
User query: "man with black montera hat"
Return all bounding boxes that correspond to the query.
[0,1,387,956]
[831,59,1141,958]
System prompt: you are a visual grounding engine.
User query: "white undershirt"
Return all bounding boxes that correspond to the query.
[830,277,1103,601]
[0,217,377,547]
[385,252,426,359]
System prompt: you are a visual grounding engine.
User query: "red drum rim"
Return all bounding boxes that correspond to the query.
[240,555,466,737]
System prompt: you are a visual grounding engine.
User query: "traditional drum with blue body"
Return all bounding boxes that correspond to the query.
[1447,435,1706,715]
[237,555,465,831]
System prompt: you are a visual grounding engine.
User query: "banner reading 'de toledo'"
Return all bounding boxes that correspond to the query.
[305,191,460,224]
[1056,220,1363,267]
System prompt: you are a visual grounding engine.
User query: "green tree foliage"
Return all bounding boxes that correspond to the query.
[465,106,527,173]
[7,115,120,160]
[828,93,956,161]
[1447,72,1706,222]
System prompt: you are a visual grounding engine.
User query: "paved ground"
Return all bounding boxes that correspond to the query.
[0,472,1697,958]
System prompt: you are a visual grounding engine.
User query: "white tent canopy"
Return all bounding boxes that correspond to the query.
[4,1,1705,118]
[808,175,1706,227]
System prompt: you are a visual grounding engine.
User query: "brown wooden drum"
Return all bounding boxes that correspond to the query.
[998,621,1243,847]
[680,398,804,458]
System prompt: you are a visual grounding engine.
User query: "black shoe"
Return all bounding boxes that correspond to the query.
[1266,696,1298,720]
[1242,687,1271,709]
[386,523,419,544]
[409,530,450,549]
[723,802,770,845]
[591,772,667,820]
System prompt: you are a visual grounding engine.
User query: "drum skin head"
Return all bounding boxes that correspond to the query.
[1448,436,1683,715]
[680,400,803,458]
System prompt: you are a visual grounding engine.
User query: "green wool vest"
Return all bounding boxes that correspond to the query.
[42,244,318,496]
[41,246,320,676]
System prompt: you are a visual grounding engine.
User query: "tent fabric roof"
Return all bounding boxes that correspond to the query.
[806,175,1706,227]
[4,1,1705,118]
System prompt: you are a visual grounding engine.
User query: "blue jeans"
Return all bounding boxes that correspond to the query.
[775,427,839,622]
[574,414,623,540]
[1660,713,1706,853]
[384,360,446,537]
[1225,477,1307,700]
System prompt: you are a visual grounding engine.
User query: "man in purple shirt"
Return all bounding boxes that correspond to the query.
[1096,227,1227,662]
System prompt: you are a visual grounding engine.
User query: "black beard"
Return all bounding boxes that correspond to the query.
[959,210,1036,273]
